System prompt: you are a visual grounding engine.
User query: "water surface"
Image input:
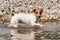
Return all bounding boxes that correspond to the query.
[0,21,60,40]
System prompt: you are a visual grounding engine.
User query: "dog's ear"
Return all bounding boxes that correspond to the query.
[32,9,36,13]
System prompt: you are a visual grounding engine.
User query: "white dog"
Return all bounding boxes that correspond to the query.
[9,8,43,27]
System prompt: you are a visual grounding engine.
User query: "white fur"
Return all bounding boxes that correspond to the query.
[9,13,43,27]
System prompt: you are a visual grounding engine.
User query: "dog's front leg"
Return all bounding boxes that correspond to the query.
[35,23,43,27]
[31,21,43,27]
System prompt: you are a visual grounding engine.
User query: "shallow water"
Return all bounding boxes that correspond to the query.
[0,23,10,40]
[42,22,60,31]
[0,21,60,40]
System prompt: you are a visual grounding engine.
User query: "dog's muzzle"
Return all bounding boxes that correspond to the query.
[37,15,42,19]
[36,16,41,23]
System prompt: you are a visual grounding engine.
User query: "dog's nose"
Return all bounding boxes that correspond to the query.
[38,16,41,18]
[37,15,41,18]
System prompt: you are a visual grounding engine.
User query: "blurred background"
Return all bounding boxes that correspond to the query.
[0,0,60,23]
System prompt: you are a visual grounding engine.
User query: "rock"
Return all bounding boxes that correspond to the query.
[0,18,4,24]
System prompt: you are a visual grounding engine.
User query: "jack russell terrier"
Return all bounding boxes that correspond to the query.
[9,8,43,27]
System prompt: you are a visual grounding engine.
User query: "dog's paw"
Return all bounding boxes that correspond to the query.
[9,24,18,28]
[8,24,12,27]
[40,24,44,27]
[14,24,18,28]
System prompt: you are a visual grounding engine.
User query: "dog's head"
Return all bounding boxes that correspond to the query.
[32,8,43,18]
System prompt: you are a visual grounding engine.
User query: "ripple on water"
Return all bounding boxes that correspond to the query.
[0,37,7,40]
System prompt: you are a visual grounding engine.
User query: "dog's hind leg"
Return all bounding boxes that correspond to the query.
[9,17,19,27]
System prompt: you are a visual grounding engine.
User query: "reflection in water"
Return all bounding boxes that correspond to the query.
[0,21,60,40]
[0,37,7,40]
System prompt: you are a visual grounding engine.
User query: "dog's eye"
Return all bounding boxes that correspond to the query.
[40,12,42,15]
[36,13,38,14]
[36,12,38,14]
